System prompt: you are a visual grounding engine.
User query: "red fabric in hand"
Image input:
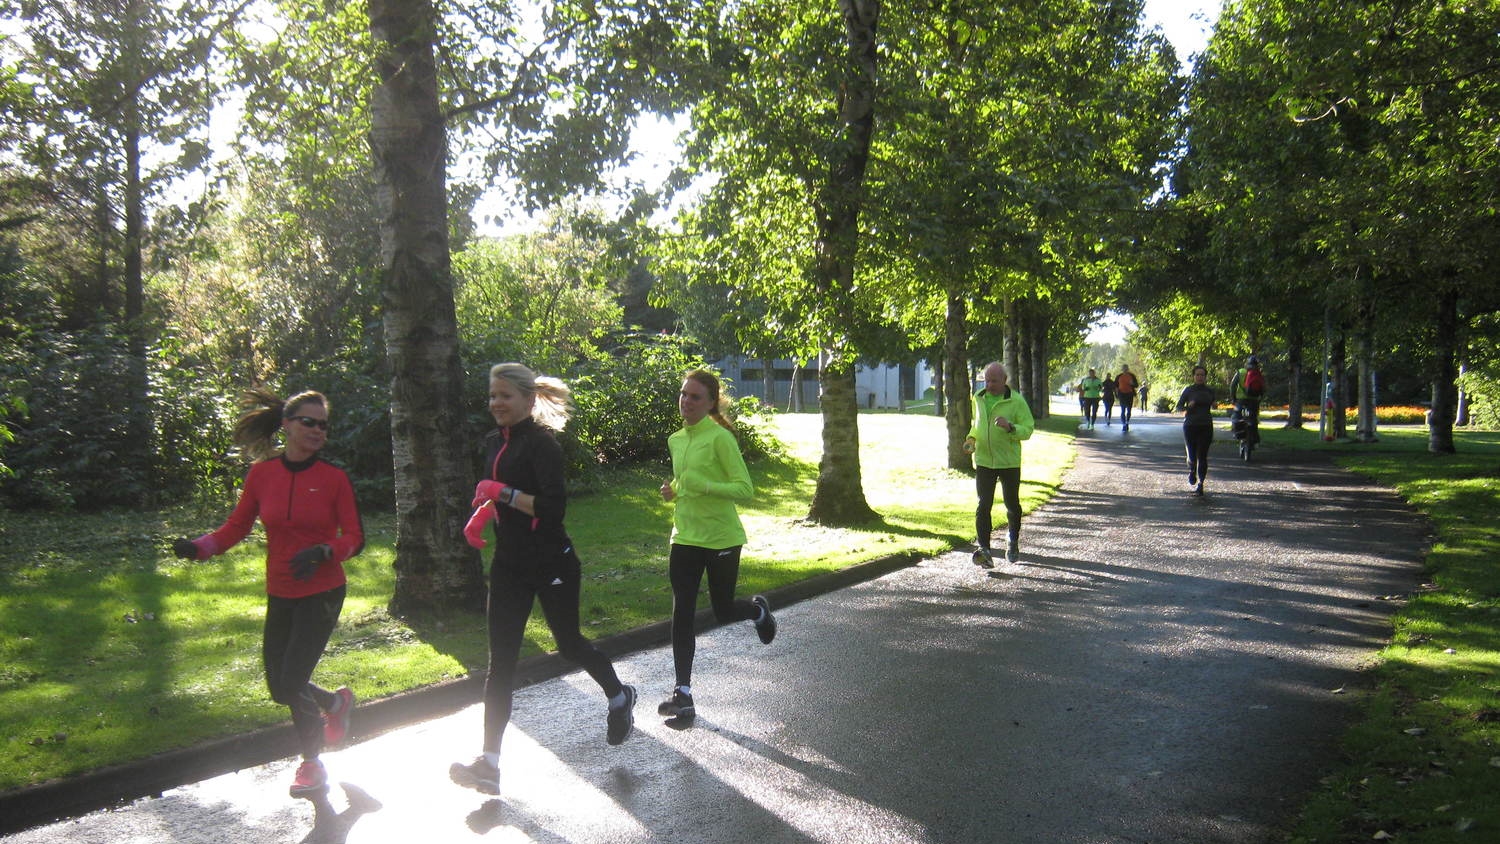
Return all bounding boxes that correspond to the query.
[472,480,513,508]
[464,501,495,549]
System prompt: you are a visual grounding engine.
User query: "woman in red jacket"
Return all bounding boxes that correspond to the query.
[171,389,364,798]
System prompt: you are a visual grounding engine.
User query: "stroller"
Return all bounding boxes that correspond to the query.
[1229,406,1256,460]
[1229,407,1250,438]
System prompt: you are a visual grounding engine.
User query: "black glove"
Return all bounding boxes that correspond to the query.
[290,544,331,580]
[171,537,199,560]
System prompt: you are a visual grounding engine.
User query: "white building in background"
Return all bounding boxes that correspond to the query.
[713,355,939,411]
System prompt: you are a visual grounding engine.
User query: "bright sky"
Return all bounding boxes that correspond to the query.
[1143,0,1223,59]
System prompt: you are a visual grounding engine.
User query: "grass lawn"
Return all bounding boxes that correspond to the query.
[0,410,1075,791]
[1257,424,1500,843]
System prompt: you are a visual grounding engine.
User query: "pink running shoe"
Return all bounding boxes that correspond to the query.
[289,759,327,798]
[323,687,355,746]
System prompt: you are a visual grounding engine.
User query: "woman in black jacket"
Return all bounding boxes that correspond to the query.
[449,363,636,796]
[1175,365,1216,496]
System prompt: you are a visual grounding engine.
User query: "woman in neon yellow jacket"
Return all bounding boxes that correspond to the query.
[656,369,777,723]
[964,362,1035,566]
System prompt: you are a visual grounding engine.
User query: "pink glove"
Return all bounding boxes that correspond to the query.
[464,501,495,549]
[473,480,517,508]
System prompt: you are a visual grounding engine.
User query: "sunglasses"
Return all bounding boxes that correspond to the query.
[288,416,330,431]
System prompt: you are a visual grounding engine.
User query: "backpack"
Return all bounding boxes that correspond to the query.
[1243,368,1265,398]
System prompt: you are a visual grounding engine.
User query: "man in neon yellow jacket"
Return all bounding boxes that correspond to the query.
[964,362,1035,566]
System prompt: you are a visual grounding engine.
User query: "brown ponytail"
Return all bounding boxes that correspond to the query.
[232,388,327,461]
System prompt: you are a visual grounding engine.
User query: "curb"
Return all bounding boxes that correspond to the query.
[0,548,929,835]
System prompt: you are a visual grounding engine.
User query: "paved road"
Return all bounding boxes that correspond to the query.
[3,409,1428,843]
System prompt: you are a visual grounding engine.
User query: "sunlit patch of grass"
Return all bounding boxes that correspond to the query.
[0,411,1078,789]
[1280,427,1500,843]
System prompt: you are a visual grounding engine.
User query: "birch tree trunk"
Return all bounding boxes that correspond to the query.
[370,0,484,614]
[805,0,879,525]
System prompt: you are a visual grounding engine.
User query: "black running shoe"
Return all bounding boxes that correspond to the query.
[971,547,994,568]
[1006,540,1019,564]
[450,756,500,795]
[657,689,695,720]
[607,685,636,745]
[752,595,777,644]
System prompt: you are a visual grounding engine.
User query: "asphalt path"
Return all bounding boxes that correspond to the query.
[3,406,1429,843]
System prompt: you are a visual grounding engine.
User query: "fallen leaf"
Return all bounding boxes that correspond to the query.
[1404,727,1427,736]
[1373,831,1394,840]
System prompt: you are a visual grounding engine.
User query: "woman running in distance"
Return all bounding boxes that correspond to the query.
[1176,365,1216,496]
[450,363,636,797]
[657,369,776,724]
[171,389,362,798]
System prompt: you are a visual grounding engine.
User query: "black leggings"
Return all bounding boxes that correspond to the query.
[1118,394,1136,424]
[1081,398,1099,424]
[975,466,1022,548]
[668,544,757,688]
[1183,424,1213,481]
[264,585,345,760]
[482,561,622,753]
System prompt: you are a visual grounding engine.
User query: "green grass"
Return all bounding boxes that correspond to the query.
[0,411,1074,791]
[1257,424,1500,843]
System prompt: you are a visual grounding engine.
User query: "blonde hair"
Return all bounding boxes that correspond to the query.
[490,362,572,431]
[233,388,326,461]
[685,369,735,432]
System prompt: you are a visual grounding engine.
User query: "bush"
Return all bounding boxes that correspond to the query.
[0,325,155,509]
[565,333,782,487]
[1457,367,1500,429]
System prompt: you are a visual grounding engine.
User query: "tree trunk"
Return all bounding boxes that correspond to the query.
[809,355,877,523]
[1456,361,1470,426]
[1354,296,1379,443]
[370,0,484,615]
[944,292,971,470]
[1331,331,1348,439]
[122,105,153,496]
[1286,330,1304,428]
[1427,286,1458,454]
[1002,296,1020,385]
[1027,307,1048,418]
[804,0,879,526]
